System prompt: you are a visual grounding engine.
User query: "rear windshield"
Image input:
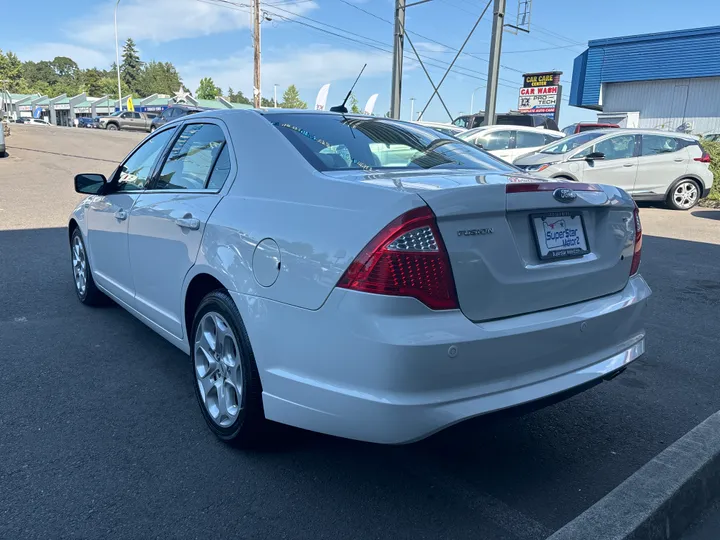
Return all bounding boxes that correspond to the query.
[268,113,516,172]
[578,124,616,132]
[540,131,605,154]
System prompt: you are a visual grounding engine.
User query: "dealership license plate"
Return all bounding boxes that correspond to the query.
[532,212,589,260]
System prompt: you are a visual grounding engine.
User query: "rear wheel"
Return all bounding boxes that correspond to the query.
[70,228,107,306]
[191,290,266,447]
[667,179,700,210]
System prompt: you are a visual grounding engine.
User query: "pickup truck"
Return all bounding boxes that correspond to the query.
[99,111,154,132]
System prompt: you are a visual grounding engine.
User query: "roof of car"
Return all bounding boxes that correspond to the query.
[575,128,698,140]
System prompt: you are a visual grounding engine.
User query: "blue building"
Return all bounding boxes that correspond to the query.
[570,26,720,134]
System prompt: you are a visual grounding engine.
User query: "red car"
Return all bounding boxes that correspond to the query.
[562,122,619,135]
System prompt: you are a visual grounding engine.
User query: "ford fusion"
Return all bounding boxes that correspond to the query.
[68,110,650,445]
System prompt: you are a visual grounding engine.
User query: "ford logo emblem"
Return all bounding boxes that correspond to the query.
[553,188,577,203]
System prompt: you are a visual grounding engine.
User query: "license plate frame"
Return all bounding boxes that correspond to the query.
[530,211,590,261]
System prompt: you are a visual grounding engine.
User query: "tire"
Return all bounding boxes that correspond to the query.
[191,290,266,447]
[149,125,156,133]
[106,123,119,131]
[0,151,7,158]
[666,179,701,210]
[553,175,576,182]
[70,228,107,306]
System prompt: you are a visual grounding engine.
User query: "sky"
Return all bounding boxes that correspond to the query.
[2,0,717,126]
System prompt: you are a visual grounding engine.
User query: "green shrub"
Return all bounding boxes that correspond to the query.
[700,139,720,200]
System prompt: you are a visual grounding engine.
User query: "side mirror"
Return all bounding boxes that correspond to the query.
[74,173,107,194]
[475,142,484,150]
[585,151,605,161]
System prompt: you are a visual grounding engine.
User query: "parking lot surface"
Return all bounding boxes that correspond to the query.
[1,125,720,539]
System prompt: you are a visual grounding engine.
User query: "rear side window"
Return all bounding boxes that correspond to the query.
[516,131,547,148]
[478,130,514,151]
[544,133,563,144]
[453,116,470,128]
[154,123,227,190]
[132,112,141,119]
[641,135,680,156]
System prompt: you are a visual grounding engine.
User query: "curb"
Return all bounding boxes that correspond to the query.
[547,411,720,540]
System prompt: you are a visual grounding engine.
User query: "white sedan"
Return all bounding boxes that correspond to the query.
[458,124,565,162]
[69,110,650,445]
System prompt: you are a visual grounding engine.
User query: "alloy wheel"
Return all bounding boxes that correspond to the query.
[194,312,243,428]
[72,235,87,296]
[673,181,698,209]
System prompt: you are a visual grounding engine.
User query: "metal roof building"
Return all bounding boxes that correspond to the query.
[570,26,720,134]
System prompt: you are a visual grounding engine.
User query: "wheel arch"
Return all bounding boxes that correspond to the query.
[664,174,705,198]
[550,173,579,182]
[68,218,80,243]
[183,271,232,344]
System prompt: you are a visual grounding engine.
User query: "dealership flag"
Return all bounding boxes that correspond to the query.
[315,84,330,110]
[127,96,135,112]
[363,94,379,115]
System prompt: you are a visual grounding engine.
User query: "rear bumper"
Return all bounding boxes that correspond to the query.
[233,275,651,444]
[702,187,711,199]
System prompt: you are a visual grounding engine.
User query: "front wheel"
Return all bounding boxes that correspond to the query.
[667,179,700,210]
[191,290,266,447]
[149,125,156,133]
[106,123,118,131]
[70,228,107,306]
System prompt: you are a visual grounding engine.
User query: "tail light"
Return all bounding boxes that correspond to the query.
[337,206,459,310]
[694,151,711,163]
[630,204,642,276]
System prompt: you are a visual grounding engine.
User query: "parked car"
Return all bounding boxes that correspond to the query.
[702,132,720,142]
[77,117,96,128]
[414,121,466,137]
[452,112,560,131]
[16,117,51,125]
[69,109,650,446]
[0,123,6,157]
[562,122,620,136]
[99,111,154,132]
[458,125,564,162]
[513,129,713,210]
[149,105,207,132]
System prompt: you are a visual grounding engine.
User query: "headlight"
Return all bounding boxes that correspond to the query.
[525,163,556,171]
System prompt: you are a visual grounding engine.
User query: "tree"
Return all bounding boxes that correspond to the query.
[196,77,220,99]
[260,97,274,108]
[0,51,25,92]
[136,61,182,97]
[280,84,307,109]
[226,87,251,105]
[82,68,105,96]
[348,93,361,114]
[120,38,143,94]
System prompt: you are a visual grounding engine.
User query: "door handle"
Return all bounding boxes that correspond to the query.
[674,158,684,162]
[623,163,634,167]
[114,209,128,220]
[175,217,200,230]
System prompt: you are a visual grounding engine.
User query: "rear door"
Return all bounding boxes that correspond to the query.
[478,130,515,161]
[576,133,638,192]
[634,134,689,195]
[127,121,234,338]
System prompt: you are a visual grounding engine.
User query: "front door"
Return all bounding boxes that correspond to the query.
[577,134,638,192]
[85,128,177,306]
[128,122,233,338]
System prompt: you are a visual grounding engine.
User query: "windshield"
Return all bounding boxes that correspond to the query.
[540,131,605,154]
[109,111,123,117]
[269,113,516,172]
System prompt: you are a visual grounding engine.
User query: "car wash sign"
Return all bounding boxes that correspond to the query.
[518,71,562,120]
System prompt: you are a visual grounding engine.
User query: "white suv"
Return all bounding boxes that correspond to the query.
[513,129,714,210]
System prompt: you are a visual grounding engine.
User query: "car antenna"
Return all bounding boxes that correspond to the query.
[330,64,367,113]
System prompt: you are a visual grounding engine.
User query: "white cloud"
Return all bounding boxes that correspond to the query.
[179,45,392,101]
[14,42,112,69]
[414,42,450,54]
[70,0,316,47]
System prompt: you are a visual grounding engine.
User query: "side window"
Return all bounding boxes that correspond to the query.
[516,131,547,148]
[163,108,176,120]
[116,128,176,191]
[545,133,563,145]
[120,112,132,119]
[155,123,227,190]
[594,135,635,160]
[206,145,232,190]
[453,117,468,128]
[132,112,142,119]
[480,130,513,151]
[641,135,680,156]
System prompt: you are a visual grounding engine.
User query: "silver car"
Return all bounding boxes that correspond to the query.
[514,129,714,210]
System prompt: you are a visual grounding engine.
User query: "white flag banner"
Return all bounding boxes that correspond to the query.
[315,84,331,110]
[363,93,379,115]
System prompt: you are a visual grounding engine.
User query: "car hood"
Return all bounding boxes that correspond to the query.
[323,168,546,192]
[513,152,568,166]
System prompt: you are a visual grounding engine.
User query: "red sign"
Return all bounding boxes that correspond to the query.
[519,86,558,96]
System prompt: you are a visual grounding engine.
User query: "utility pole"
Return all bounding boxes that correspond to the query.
[409,97,415,121]
[390,0,406,119]
[481,0,506,126]
[253,0,262,108]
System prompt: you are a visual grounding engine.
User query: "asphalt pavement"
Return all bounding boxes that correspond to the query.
[1,124,720,540]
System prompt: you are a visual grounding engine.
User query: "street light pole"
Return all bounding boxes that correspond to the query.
[274,84,278,107]
[409,97,415,121]
[114,0,122,111]
[470,85,484,114]
[481,0,506,126]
